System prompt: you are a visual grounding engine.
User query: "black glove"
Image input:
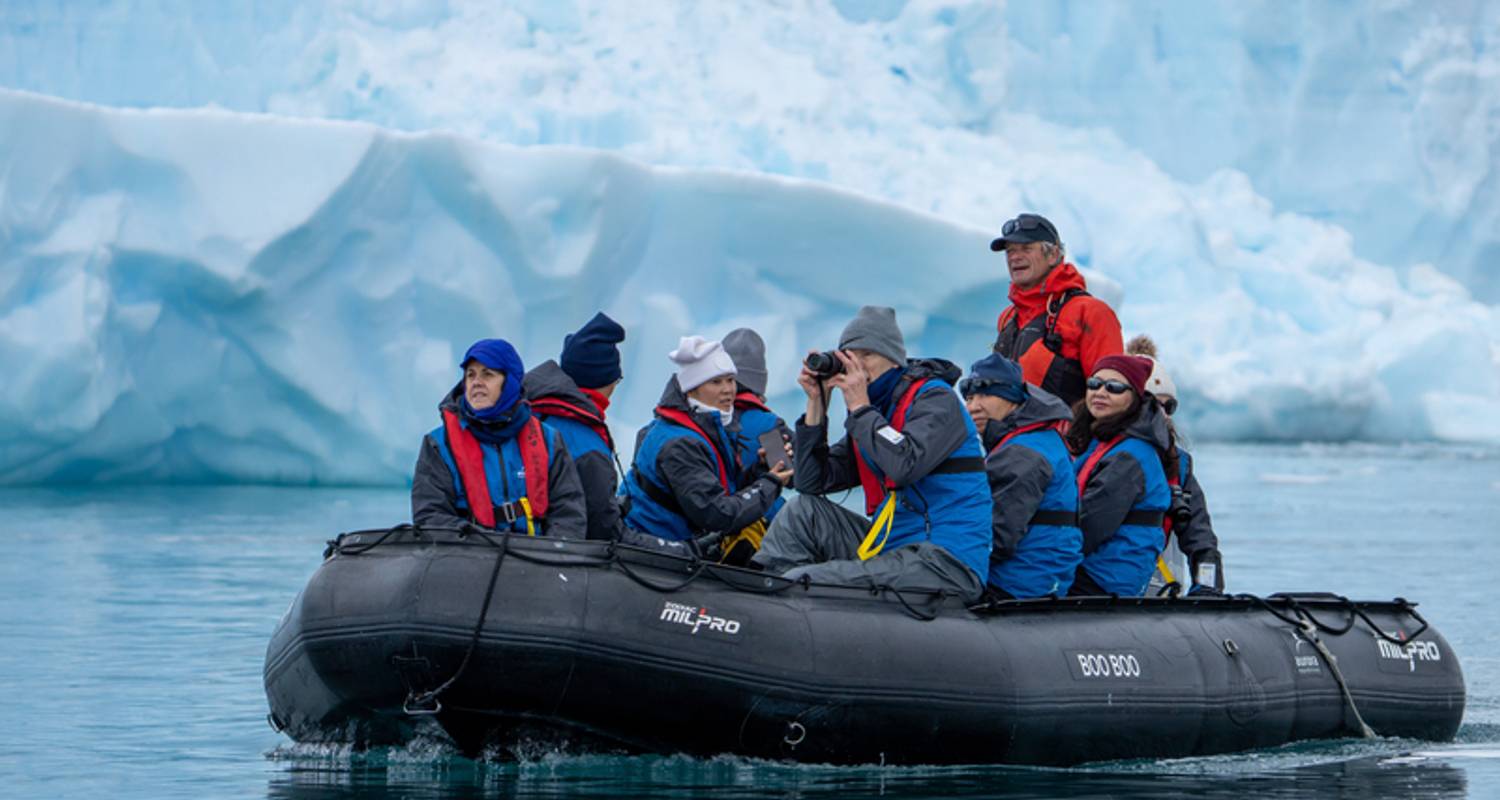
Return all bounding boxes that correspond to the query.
[1188,549,1225,594]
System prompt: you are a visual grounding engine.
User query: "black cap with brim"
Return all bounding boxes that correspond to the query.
[990,213,1060,251]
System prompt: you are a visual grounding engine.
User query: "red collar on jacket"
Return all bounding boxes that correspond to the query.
[1007,262,1088,323]
[580,387,611,418]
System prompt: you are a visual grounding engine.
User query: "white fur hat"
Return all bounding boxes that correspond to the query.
[669,335,737,392]
[1127,333,1178,405]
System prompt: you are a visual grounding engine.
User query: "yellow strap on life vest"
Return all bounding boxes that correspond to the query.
[520,497,536,537]
[719,518,768,564]
[1155,554,1176,585]
[857,492,898,561]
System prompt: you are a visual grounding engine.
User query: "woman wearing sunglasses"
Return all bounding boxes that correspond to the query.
[1063,354,1179,596]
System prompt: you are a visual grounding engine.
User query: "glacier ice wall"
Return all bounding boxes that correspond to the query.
[1,90,1496,485]
[2,0,1497,300]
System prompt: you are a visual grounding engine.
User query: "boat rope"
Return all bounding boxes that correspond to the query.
[326,530,1430,634]
[1234,593,1427,646]
[884,584,942,622]
[326,525,958,621]
[610,546,711,593]
[1292,611,1377,739]
[1227,592,1427,740]
[401,526,510,715]
[324,522,417,559]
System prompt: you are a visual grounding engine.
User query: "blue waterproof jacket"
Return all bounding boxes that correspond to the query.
[980,387,1083,598]
[1074,402,1172,595]
[792,359,992,581]
[621,377,782,541]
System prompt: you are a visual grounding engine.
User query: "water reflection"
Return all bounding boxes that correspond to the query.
[265,747,1473,800]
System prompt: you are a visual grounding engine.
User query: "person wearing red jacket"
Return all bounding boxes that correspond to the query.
[990,213,1124,408]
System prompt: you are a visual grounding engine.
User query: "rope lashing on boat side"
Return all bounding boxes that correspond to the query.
[324,525,966,629]
[1233,592,1433,740]
[1292,613,1377,739]
[400,524,509,715]
[1235,593,1429,646]
[320,524,956,716]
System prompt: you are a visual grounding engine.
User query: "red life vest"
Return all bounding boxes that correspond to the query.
[853,379,928,515]
[988,419,1068,457]
[1074,434,1180,542]
[529,395,614,451]
[441,409,551,527]
[655,406,730,490]
[1074,435,1124,496]
[733,391,771,414]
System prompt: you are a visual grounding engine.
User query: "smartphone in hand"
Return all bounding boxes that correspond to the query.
[758,429,789,470]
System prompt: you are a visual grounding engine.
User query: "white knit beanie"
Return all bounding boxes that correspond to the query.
[669,335,737,392]
[1144,357,1177,400]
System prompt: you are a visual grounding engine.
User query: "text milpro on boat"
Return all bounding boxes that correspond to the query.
[263,527,1464,766]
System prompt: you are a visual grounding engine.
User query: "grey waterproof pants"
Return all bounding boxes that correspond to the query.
[751,495,984,603]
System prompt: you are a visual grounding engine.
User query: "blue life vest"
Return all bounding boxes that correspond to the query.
[987,426,1083,598]
[860,379,992,581]
[731,400,787,522]
[427,418,562,534]
[1076,437,1170,595]
[622,410,739,542]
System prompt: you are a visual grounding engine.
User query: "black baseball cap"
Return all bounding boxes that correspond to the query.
[990,213,1060,251]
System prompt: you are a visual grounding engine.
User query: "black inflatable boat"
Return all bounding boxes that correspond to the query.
[263,527,1465,766]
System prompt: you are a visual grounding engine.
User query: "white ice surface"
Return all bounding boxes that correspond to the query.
[3,0,1497,299]
[1,90,1496,484]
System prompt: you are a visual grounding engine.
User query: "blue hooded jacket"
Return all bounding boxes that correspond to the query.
[980,387,1083,598]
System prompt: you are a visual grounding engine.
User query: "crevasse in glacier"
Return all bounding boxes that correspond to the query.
[1,90,1495,485]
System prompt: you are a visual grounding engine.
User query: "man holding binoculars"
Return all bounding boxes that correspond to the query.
[750,306,993,602]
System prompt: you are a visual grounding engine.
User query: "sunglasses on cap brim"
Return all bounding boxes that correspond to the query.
[1001,216,1052,236]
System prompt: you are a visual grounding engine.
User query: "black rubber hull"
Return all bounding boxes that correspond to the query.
[264,530,1465,766]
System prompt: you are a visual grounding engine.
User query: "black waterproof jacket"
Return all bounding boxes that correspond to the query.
[1175,449,1222,583]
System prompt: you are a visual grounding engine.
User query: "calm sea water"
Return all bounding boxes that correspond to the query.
[2,442,1498,799]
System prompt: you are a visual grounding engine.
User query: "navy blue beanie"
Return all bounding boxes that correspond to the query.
[965,354,1028,403]
[461,338,526,418]
[559,312,626,389]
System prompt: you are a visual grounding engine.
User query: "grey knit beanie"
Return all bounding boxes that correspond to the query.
[838,306,907,366]
[722,328,769,397]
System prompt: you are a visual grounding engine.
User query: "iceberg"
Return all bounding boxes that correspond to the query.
[3,0,1497,300]
[0,90,1496,485]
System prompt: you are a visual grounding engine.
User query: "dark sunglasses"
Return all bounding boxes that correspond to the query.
[1085,377,1132,395]
[958,377,1001,398]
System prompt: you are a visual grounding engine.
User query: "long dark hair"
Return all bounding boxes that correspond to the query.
[1066,392,1180,479]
